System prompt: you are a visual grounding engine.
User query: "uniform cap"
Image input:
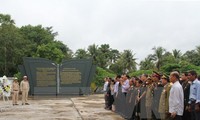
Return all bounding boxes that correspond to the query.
[161,74,169,82]
[152,71,161,79]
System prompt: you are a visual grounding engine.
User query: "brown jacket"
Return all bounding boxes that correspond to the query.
[12,82,19,91]
[158,83,172,113]
[20,80,30,91]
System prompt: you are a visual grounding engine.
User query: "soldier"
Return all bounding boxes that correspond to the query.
[141,74,148,87]
[158,75,172,120]
[11,77,19,105]
[152,71,163,119]
[145,77,153,120]
[140,74,148,119]
[20,76,30,105]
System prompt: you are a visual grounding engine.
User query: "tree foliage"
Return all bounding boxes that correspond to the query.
[1,13,200,86]
[0,13,72,76]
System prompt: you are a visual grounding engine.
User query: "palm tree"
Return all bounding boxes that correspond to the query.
[172,49,182,63]
[109,49,120,63]
[87,44,98,64]
[152,46,166,70]
[140,54,155,70]
[119,50,137,73]
[74,49,89,59]
[196,45,200,55]
[97,44,111,68]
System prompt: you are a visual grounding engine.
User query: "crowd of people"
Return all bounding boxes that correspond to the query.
[103,70,200,120]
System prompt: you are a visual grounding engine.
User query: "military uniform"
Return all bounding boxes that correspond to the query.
[145,83,153,120]
[11,78,19,105]
[20,76,30,105]
[158,83,172,120]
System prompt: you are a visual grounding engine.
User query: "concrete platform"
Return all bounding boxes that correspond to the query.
[0,94,123,120]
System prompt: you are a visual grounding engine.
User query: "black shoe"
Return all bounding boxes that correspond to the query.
[25,103,30,105]
[15,104,19,105]
[22,103,24,105]
[13,104,15,106]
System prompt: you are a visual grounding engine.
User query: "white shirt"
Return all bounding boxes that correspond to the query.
[169,80,184,116]
[121,79,130,93]
[114,81,119,93]
[103,81,108,92]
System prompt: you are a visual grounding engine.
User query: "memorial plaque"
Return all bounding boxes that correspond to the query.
[19,57,96,95]
[36,68,56,87]
[60,68,81,85]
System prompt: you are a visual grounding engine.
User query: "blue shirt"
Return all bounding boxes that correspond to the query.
[189,79,200,104]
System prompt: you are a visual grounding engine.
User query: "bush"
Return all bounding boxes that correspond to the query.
[92,67,115,87]
[129,70,153,77]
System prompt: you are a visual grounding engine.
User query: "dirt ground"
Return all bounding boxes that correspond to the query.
[0,94,123,120]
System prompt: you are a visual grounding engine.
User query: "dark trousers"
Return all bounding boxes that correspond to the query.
[107,95,114,109]
[182,109,190,120]
[123,92,127,97]
[104,93,108,108]
[169,115,182,120]
[190,103,200,120]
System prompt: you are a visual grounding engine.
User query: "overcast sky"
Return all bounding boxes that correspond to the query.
[1,0,200,63]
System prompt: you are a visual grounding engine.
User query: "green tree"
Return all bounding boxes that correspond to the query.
[19,25,57,57]
[172,49,182,63]
[110,49,120,63]
[34,42,65,63]
[196,45,200,55]
[20,25,72,60]
[96,44,111,68]
[74,49,89,59]
[183,50,200,66]
[140,54,155,70]
[20,25,56,45]
[92,67,115,87]
[109,61,123,75]
[152,46,166,70]
[87,44,98,64]
[53,40,73,59]
[0,14,15,25]
[119,50,137,73]
[0,14,27,76]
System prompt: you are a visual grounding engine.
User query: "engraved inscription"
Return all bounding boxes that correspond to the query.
[60,68,81,85]
[36,68,56,87]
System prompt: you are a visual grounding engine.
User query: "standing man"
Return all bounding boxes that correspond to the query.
[169,71,184,120]
[181,72,191,120]
[120,74,130,97]
[188,70,200,120]
[139,74,148,119]
[145,77,153,120]
[158,75,172,120]
[11,77,19,105]
[103,77,109,109]
[152,71,163,119]
[20,76,30,105]
[114,75,121,95]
